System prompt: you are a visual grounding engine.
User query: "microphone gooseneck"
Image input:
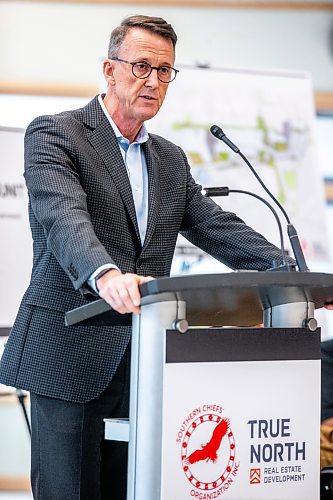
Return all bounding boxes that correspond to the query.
[209,125,309,272]
[202,186,290,270]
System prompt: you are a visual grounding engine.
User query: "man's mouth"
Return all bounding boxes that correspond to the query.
[140,95,157,101]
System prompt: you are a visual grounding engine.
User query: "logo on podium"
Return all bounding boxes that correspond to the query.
[180,407,239,495]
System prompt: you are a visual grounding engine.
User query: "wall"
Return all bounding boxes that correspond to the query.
[0,2,332,93]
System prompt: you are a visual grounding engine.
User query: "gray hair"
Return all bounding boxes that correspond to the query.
[108,15,177,58]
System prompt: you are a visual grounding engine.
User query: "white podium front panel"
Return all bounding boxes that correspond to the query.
[161,328,320,500]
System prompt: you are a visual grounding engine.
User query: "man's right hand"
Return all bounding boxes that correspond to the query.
[96,269,153,315]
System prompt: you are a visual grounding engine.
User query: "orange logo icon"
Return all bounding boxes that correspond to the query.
[250,468,261,484]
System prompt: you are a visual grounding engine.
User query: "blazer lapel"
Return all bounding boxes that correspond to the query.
[83,98,141,242]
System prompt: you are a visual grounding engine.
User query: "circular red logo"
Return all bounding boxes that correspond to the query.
[181,413,236,491]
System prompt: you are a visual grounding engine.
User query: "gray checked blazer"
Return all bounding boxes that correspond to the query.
[0,96,289,402]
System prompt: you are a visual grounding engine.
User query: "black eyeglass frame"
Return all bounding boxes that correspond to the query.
[110,57,179,83]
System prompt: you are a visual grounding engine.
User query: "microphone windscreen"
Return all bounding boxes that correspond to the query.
[210,125,224,140]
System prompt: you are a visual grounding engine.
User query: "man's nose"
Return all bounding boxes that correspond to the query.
[144,68,159,87]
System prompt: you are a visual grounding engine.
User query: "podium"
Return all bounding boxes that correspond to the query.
[66,272,333,500]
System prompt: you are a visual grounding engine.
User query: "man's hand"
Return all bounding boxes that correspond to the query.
[96,269,153,315]
[325,303,333,310]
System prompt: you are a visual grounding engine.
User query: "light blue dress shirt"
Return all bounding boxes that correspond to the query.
[88,94,149,292]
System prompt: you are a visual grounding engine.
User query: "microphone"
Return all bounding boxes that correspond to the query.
[209,125,309,272]
[202,186,292,271]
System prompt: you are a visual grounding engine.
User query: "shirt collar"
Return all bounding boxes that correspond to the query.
[98,94,149,145]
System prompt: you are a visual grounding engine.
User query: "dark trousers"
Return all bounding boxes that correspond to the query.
[30,347,130,500]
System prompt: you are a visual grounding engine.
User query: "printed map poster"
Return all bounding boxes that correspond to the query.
[149,67,329,272]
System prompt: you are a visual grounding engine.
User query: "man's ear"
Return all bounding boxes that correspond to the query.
[103,59,116,86]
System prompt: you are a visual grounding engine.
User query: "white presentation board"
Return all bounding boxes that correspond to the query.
[0,126,31,328]
[0,95,88,329]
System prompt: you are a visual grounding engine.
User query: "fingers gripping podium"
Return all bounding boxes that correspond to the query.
[66,272,333,500]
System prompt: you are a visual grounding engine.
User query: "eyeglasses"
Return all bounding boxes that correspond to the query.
[110,57,179,83]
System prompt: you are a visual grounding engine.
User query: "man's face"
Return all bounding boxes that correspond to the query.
[104,28,175,130]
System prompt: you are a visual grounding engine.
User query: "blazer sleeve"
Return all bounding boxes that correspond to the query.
[24,114,116,291]
[178,147,295,271]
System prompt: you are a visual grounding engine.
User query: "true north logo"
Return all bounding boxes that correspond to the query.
[247,418,306,485]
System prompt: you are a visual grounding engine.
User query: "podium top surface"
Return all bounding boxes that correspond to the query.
[65,271,333,327]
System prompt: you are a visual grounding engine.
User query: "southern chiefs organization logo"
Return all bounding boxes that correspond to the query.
[180,407,239,494]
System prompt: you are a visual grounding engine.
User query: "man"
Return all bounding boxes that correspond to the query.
[0,14,324,500]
